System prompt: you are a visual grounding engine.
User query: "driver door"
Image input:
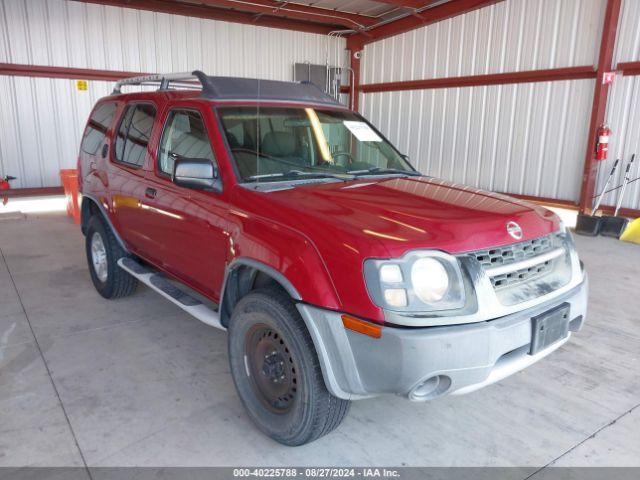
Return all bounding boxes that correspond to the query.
[142,107,229,298]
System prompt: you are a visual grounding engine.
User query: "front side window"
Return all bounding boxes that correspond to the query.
[158,109,216,175]
[81,102,117,154]
[114,104,157,167]
[217,106,415,182]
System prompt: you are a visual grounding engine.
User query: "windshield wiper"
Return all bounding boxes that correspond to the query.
[247,170,355,182]
[347,167,421,177]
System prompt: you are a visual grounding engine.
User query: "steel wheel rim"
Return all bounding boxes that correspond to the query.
[244,324,298,414]
[91,232,108,282]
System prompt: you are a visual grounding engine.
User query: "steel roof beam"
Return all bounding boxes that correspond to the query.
[370,0,435,7]
[194,0,376,29]
[72,0,341,34]
[350,0,504,45]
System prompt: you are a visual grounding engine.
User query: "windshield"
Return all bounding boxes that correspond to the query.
[217,106,418,182]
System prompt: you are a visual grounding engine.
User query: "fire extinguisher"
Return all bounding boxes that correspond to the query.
[0,175,16,206]
[595,123,611,161]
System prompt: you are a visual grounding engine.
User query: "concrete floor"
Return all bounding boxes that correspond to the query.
[1,210,639,469]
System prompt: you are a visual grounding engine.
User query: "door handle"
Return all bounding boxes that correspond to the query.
[145,187,157,199]
[101,144,109,158]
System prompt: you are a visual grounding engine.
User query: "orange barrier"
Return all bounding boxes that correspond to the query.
[59,169,80,224]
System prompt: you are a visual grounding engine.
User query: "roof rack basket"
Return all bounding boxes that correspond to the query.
[112,70,211,94]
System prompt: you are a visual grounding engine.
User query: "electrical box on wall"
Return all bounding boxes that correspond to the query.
[294,63,341,99]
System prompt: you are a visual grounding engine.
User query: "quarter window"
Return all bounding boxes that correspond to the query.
[81,102,117,154]
[158,109,216,176]
[114,104,157,167]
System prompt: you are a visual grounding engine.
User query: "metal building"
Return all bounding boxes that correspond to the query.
[0,0,639,216]
[1,0,640,471]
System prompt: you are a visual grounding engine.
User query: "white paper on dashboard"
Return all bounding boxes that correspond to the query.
[343,121,382,142]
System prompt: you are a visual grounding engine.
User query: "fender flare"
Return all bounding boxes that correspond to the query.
[81,194,129,253]
[223,257,301,300]
[219,257,302,326]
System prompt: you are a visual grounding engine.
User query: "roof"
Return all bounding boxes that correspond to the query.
[197,74,341,106]
[112,71,343,106]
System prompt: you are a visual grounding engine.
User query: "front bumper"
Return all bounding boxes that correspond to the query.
[296,275,588,401]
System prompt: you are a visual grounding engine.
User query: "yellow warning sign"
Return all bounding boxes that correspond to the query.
[76,80,88,91]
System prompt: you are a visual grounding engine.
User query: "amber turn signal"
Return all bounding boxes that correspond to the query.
[341,315,382,339]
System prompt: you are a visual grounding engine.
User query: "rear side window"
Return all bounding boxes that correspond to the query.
[158,109,216,175]
[81,102,117,154]
[114,103,157,167]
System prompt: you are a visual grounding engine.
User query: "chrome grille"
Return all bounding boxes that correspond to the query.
[473,235,554,268]
[489,258,554,288]
[471,234,563,289]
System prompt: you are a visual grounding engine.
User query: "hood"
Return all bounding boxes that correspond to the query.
[244,176,560,258]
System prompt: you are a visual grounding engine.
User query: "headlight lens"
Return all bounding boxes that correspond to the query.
[383,288,408,307]
[364,251,467,313]
[380,264,403,283]
[411,258,449,302]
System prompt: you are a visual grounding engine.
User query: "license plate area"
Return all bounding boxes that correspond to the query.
[530,303,570,355]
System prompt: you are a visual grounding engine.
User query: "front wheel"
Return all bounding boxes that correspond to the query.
[228,287,350,446]
[85,215,137,299]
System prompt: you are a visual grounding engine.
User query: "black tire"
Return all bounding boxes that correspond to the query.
[85,215,137,299]
[228,287,350,446]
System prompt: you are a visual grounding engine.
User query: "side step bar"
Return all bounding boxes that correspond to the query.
[118,258,224,330]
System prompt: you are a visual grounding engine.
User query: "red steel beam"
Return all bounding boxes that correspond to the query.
[4,187,65,198]
[618,61,640,76]
[359,66,597,93]
[351,0,504,45]
[193,0,376,29]
[578,0,622,214]
[371,0,434,7]
[1,62,359,109]
[72,0,338,34]
[347,36,364,111]
[0,63,358,99]
[0,63,148,81]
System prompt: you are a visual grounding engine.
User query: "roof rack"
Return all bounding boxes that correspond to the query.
[112,70,208,94]
[112,70,341,106]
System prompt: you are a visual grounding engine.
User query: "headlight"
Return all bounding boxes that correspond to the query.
[411,258,449,302]
[364,251,467,313]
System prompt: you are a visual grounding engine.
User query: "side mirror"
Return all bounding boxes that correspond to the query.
[401,154,410,161]
[172,157,218,190]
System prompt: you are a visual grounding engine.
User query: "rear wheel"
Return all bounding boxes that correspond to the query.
[85,215,137,299]
[228,287,350,446]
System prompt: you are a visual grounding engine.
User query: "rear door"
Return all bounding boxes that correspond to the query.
[78,101,118,195]
[142,106,229,298]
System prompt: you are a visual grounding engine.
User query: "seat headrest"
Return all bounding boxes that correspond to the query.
[261,131,297,157]
[226,132,240,148]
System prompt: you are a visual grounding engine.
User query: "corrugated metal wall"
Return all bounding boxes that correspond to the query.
[613,0,640,64]
[362,79,594,200]
[362,0,604,84]
[599,74,640,211]
[0,0,346,188]
[597,0,640,211]
[359,0,607,202]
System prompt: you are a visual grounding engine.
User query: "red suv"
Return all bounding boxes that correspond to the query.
[78,71,588,445]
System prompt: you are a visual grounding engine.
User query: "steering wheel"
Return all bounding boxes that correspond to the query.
[330,151,354,166]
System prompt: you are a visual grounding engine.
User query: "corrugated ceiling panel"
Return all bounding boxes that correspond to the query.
[361,79,595,201]
[0,0,346,188]
[598,75,640,211]
[614,0,640,64]
[361,0,605,84]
